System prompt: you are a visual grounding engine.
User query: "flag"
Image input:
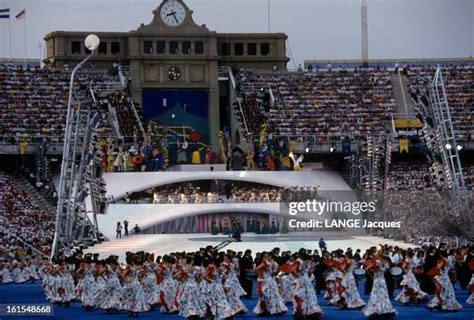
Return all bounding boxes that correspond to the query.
[399,138,409,153]
[0,8,9,19]
[19,141,28,155]
[15,8,25,20]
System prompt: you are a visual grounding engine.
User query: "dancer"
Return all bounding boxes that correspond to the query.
[278,258,296,303]
[140,263,160,309]
[221,255,248,314]
[122,264,150,317]
[12,262,27,283]
[157,256,178,314]
[174,256,207,319]
[337,252,366,309]
[362,253,397,319]
[203,259,236,319]
[467,272,474,305]
[253,252,288,316]
[0,263,13,284]
[287,255,323,319]
[96,264,123,313]
[75,263,99,310]
[426,257,462,311]
[395,250,428,305]
[323,253,337,304]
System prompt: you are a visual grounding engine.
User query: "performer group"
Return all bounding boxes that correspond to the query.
[0,243,472,319]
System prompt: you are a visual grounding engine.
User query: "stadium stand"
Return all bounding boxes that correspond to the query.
[0,173,54,262]
[0,64,114,142]
[407,65,474,141]
[239,69,396,139]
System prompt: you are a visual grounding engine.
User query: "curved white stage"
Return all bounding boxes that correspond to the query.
[103,170,351,200]
[96,203,281,240]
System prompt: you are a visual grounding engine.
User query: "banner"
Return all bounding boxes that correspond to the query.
[19,141,28,155]
[399,138,409,153]
[394,118,423,129]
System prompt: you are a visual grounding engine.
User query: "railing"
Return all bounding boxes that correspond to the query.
[218,66,236,90]
[235,97,250,135]
[129,98,146,137]
[268,85,275,106]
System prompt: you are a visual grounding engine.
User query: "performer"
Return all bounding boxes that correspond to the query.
[289,255,324,319]
[221,255,248,314]
[203,260,236,319]
[140,263,160,309]
[121,265,150,317]
[395,250,428,305]
[75,263,99,311]
[174,257,207,319]
[253,252,288,316]
[59,263,76,307]
[361,254,397,318]
[12,262,27,283]
[426,257,462,311]
[322,253,337,304]
[96,265,123,313]
[337,253,366,309]
[278,258,296,303]
[467,267,474,304]
[0,263,13,284]
[156,256,178,314]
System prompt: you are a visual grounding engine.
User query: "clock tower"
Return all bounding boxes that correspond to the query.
[44,0,289,149]
[128,0,219,148]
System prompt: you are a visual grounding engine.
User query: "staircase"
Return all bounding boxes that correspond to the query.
[90,65,146,138]
[35,143,51,183]
[218,66,250,146]
[391,71,417,116]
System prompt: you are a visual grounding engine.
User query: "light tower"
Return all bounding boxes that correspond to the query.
[361,0,369,67]
[50,35,101,259]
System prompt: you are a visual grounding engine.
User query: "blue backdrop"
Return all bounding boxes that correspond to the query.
[142,90,209,143]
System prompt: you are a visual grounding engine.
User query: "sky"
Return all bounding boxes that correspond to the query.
[0,0,473,66]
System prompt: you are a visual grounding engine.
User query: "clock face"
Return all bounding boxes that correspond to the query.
[160,0,186,27]
[168,66,182,81]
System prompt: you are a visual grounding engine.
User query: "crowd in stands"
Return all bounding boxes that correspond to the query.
[407,65,473,142]
[384,163,434,191]
[465,165,474,190]
[0,173,54,263]
[100,92,142,138]
[0,64,114,143]
[239,68,396,140]
[383,162,472,242]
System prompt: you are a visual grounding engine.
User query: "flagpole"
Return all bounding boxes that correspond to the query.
[8,15,12,61]
[267,0,271,33]
[24,13,27,68]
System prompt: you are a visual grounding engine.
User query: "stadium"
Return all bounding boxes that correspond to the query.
[0,0,473,319]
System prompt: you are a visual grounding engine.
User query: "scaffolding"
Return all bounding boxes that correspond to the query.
[427,66,471,235]
[428,67,465,191]
[51,51,99,259]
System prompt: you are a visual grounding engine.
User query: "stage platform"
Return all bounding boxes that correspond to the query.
[84,232,414,262]
[103,170,351,200]
[95,203,282,240]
